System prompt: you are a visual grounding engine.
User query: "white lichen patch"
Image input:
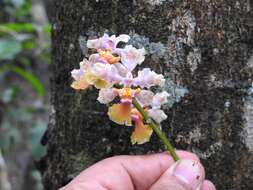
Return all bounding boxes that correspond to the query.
[68,43,75,54]
[175,127,202,144]
[189,127,202,143]
[163,79,188,108]
[171,10,196,46]
[145,0,167,6]
[187,48,201,72]
[175,127,224,159]
[128,32,167,60]
[78,35,88,56]
[165,10,201,73]
[244,96,253,151]
[242,56,253,151]
[134,0,173,10]
[246,55,253,68]
[224,100,231,108]
[192,141,223,159]
[207,74,235,88]
[127,32,189,107]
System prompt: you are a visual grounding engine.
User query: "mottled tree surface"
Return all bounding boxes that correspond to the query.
[40,1,253,189]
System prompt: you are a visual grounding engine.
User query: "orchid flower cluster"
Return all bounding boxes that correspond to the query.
[71,34,171,145]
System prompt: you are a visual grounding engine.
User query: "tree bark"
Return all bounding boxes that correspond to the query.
[40,0,253,189]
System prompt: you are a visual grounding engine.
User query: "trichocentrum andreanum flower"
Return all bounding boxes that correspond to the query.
[71,34,179,160]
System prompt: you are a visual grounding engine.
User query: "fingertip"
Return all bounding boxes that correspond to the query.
[201,180,216,190]
[150,158,205,190]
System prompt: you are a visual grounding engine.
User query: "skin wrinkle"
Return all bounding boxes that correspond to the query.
[120,161,136,190]
[116,154,171,190]
[100,156,135,190]
[105,158,133,190]
[99,177,113,190]
[148,156,167,189]
[85,181,106,190]
[118,154,172,190]
[66,180,106,190]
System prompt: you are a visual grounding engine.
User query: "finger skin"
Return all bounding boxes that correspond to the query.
[61,151,200,190]
[201,180,216,190]
[150,159,205,190]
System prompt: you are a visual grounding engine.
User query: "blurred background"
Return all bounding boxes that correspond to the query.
[0,0,51,189]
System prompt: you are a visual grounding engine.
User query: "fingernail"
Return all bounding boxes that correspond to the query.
[170,159,204,190]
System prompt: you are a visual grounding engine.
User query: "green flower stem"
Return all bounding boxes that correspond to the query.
[132,98,180,161]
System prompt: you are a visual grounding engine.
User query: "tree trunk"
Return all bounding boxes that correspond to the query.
[40,1,253,189]
[0,152,11,190]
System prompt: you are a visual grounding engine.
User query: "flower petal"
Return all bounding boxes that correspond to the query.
[131,122,153,145]
[135,90,154,107]
[120,72,134,87]
[152,91,170,109]
[91,63,122,84]
[133,68,165,88]
[148,109,167,123]
[87,39,100,49]
[108,103,132,126]
[87,34,130,51]
[71,58,91,81]
[113,63,129,77]
[71,69,84,81]
[71,59,91,90]
[99,50,120,64]
[71,76,90,90]
[84,69,98,84]
[85,69,112,89]
[113,34,130,48]
[94,79,112,89]
[130,109,153,144]
[89,54,101,64]
[97,88,117,104]
[120,45,146,71]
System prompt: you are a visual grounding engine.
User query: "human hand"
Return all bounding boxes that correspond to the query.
[60,151,216,190]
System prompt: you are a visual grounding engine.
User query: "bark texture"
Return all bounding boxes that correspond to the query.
[40,0,253,189]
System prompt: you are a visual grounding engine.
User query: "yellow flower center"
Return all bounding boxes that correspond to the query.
[99,50,120,64]
[118,88,141,100]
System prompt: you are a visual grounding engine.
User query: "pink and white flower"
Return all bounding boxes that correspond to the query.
[120,45,146,71]
[71,33,172,144]
[136,90,170,124]
[133,68,165,88]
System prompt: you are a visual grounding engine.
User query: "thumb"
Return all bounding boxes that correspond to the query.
[150,159,205,190]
